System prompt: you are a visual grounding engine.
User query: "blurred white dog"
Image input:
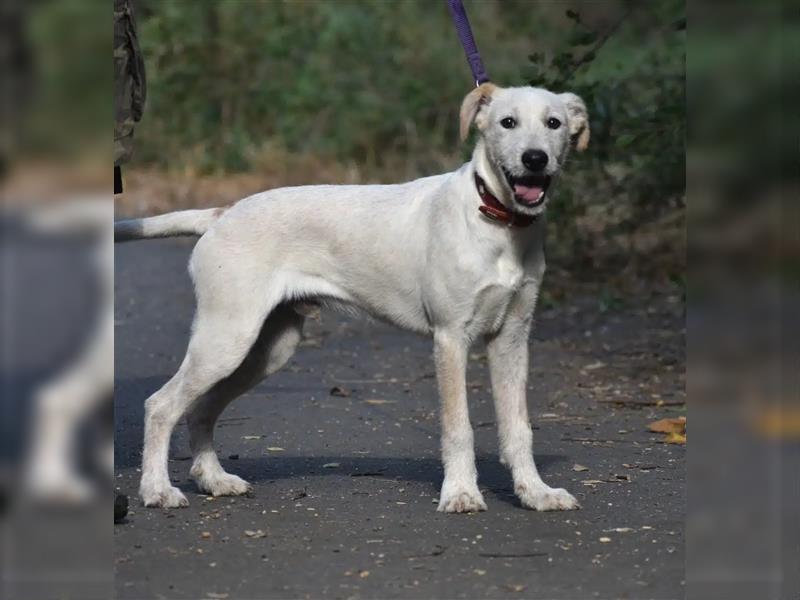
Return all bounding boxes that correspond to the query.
[115,84,590,512]
[23,199,114,504]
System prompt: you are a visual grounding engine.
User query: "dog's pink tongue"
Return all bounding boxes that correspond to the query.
[513,183,544,204]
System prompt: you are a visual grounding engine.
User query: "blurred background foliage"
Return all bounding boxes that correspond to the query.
[126,0,685,285]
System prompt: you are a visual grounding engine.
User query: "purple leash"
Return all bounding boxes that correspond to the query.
[446,0,490,86]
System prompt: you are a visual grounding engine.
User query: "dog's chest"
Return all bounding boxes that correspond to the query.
[466,254,525,335]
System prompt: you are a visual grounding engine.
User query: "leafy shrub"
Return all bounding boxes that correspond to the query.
[526,2,685,275]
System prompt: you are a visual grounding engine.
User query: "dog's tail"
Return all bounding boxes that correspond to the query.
[114,207,226,242]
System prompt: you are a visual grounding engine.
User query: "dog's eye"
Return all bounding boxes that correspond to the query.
[546,117,562,130]
[500,117,516,129]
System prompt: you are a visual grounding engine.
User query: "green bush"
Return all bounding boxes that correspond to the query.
[525,1,685,273]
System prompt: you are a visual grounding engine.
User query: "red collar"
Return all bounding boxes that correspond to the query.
[474,173,537,228]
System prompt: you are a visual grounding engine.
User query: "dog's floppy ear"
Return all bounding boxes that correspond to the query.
[560,92,590,152]
[460,83,497,141]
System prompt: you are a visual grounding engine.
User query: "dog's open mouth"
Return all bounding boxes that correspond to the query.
[503,169,551,208]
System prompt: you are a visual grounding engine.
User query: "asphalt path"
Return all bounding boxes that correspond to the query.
[114,238,685,599]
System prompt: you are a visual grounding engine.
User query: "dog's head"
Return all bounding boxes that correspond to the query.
[461,84,589,216]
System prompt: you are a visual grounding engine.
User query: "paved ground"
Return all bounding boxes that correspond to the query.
[114,239,685,600]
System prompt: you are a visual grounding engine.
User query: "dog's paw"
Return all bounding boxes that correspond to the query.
[194,472,252,497]
[437,485,487,514]
[140,484,189,508]
[517,483,580,511]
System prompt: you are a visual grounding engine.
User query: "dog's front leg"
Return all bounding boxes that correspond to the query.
[486,313,579,511]
[434,330,487,513]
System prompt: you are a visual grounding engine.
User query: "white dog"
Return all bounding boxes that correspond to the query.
[115,84,590,513]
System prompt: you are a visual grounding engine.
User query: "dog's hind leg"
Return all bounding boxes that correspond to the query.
[186,304,305,497]
[138,254,286,508]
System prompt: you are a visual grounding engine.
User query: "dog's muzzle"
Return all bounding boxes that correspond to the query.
[502,168,552,208]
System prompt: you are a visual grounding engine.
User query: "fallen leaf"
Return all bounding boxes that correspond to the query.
[623,463,659,470]
[200,531,211,539]
[599,537,611,543]
[242,435,263,440]
[474,569,486,576]
[647,416,686,434]
[329,386,351,397]
[664,431,686,444]
[359,570,370,578]
[365,399,395,405]
[648,416,687,444]
[572,464,589,472]
[506,584,527,593]
[585,361,606,371]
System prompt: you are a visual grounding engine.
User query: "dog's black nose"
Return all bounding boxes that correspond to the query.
[521,149,548,172]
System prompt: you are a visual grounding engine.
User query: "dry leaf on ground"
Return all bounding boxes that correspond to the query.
[648,416,686,444]
[648,416,686,434]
